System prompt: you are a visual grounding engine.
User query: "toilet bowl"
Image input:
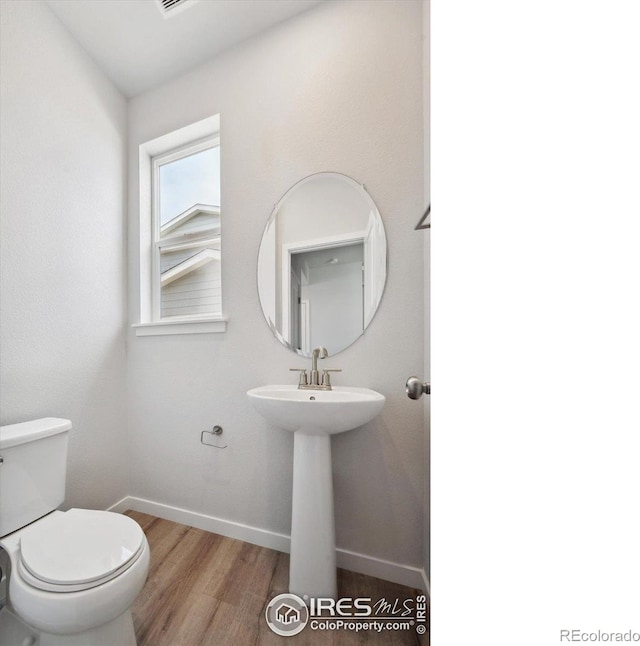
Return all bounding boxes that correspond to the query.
[0,418,150,645]
[1,510,150,645]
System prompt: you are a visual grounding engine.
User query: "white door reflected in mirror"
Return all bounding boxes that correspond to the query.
[257,173,387,357]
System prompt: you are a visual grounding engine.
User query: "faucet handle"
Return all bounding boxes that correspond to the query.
[321,369,342,388]
[289,368,308,386]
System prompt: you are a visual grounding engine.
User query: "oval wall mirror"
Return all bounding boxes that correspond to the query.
[257,172,387,357]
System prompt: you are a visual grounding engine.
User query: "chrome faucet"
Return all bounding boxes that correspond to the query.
[310,346,327,386]
[290,346,341,390]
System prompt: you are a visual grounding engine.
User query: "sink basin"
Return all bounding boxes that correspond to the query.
[247,385,385,435]
[247,384,385,600]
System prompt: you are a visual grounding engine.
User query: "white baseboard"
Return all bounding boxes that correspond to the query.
[107,496,132,513]
[108,495,427,592]
[336,547,426,591]
[108,495,289,552]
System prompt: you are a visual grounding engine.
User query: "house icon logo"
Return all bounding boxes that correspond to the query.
[276,603,300,625]
[265,593,309,636]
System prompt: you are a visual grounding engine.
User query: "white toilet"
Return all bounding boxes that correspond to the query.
[0,418,150,646]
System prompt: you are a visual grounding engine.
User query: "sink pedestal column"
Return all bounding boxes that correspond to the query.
[289,432,337,600]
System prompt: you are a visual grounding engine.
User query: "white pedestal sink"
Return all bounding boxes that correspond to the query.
[247,385,385,600]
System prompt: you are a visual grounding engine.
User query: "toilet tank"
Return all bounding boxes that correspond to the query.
[0,418,71,537]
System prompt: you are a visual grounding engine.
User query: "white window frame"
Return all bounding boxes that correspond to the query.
[151,137,220,322]
[133,115,227,336]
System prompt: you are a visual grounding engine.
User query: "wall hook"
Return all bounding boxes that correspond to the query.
[201,425,227,449]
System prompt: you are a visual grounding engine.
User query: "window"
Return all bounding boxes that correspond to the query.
[153,139,221,319]
[134,115,226,336]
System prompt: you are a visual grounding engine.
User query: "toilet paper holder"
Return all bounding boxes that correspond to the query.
[201,425,227,449]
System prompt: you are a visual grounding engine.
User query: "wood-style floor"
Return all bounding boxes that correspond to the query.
[126,511,429,646]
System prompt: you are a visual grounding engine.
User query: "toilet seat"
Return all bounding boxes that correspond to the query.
[17,509,145,593]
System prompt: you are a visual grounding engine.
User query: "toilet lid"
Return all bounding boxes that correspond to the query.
[19,509,144,586]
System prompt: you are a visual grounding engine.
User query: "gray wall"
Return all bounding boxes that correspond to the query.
[0,2,129,509]
[127,0,425,568]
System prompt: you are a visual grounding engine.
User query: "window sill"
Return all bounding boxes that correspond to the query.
[132,317,227,337]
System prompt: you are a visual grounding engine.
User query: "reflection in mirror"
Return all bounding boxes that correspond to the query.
[257,173,387,357]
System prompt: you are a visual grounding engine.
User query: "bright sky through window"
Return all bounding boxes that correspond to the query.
[159,146,220,225]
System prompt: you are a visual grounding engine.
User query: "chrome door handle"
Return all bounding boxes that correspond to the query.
[406,376,430,399]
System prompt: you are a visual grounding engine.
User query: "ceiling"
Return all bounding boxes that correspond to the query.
[46,0,324,98]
